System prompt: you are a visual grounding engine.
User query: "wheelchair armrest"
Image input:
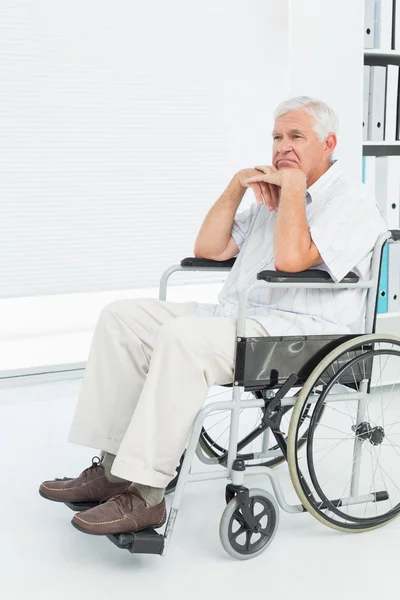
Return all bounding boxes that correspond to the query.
[181,257,236,269]
[257,269,359,284]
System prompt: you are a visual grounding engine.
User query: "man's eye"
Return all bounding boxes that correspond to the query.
[292,135,301,139]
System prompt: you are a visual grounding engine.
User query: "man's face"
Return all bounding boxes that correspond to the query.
[272,109,332,183]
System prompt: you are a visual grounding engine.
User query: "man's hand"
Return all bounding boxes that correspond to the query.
[245,166,307,197]
[236,167,281,212]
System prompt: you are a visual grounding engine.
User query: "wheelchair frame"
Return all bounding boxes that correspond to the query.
[106,229,400,558]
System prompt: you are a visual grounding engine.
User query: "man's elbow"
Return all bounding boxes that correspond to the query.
[274,256,308,273]
[193,241,212,258]
[193,246,204,258]
[193,246,215,260]
[274,261,299,273]
[274,237,323,272]
[274,254,323,273]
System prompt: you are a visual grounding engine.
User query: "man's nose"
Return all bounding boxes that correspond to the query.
[277,141,293,154]
[277,140,293,154]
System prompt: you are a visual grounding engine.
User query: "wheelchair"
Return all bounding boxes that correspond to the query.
[67,228,400,560]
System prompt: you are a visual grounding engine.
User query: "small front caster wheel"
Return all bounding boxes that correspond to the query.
[219,488,279,560]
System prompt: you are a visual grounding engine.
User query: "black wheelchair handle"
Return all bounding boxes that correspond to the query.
[257,269,359,284]
[181,257,236,268]
[390,229,400,242]
[180,257,358,284]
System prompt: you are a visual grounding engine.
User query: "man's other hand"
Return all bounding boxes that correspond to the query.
[236,167,280,212]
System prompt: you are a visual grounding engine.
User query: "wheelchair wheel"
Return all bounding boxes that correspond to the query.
[288,333,400,532]
[219,488,279,560]
[199,388,321,468]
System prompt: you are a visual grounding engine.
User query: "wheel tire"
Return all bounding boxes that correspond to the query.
[219,488,279,560]
[287,333,400,533]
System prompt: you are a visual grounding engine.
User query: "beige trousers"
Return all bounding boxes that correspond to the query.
[68,298,268,488]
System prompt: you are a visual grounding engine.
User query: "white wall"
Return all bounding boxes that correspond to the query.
[0,0,289,299]
[288,0,364,180]
[0,0,291,372]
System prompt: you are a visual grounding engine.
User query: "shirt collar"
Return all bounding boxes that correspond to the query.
[306,159,341,204]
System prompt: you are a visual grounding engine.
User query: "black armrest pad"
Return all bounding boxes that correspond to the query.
[257,269,359,283]
[181,257,236,268]
[390,229,400,242]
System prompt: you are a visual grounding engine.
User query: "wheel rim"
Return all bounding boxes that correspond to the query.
[289,335,400,530]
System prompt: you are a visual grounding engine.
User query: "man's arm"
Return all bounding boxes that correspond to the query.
[193,174,245,260]
[244,168,324,271]
[273,172,323,272]
[195,168,281,261]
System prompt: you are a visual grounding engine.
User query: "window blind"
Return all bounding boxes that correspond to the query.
[0,0,288,298]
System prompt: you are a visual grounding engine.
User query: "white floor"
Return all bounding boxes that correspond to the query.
[1,379,400,600]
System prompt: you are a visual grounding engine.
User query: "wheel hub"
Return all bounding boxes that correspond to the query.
[370,426,385,446]
[355,422,385,446]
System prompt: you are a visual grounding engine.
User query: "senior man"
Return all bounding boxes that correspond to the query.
[39,96,387,536]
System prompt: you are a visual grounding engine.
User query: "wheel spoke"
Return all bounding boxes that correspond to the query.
[255,506,271,521]
[323,402,357,423]
[203,412,231,432]
[363,444,394,510]
[232,524,246,541]
[313,431,355,467]
[245,529,252,550]
[258,529,271,539]
[381,436,400,460]
[311,422,353,436]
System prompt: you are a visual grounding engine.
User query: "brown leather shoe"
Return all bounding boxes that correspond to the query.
[71,487,167,535]
[39,456,131,505]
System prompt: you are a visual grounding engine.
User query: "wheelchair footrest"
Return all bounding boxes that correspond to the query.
[106,528,165,555]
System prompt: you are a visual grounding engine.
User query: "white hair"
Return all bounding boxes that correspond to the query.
[273,95,339,143]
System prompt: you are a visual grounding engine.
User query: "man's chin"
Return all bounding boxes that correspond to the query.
[277,160,299,168]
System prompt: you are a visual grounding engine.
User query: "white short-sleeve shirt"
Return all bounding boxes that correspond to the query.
[196,160,388,336]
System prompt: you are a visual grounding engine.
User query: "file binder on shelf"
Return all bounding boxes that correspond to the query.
[395,0,400,50]
[365,0,376,48]
[363,66,371,140]
[378,243,389,314]
[375,0,394,51]
[369,66,387,140]
[362,155,388,314]
[385,65,399,141]
[375,155,400,226]
[388,242,400,311]
[398,71,400,139]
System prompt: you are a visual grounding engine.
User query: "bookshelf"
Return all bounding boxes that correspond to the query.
[363,141,400,155]
[363,34,400,335]
[364,49,400,66]
[363,49,400,150]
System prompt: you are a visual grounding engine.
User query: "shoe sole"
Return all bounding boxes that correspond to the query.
[39,489,100,510]
[71,519,165,536]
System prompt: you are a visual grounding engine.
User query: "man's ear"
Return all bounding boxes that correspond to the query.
[325,132,337,154]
